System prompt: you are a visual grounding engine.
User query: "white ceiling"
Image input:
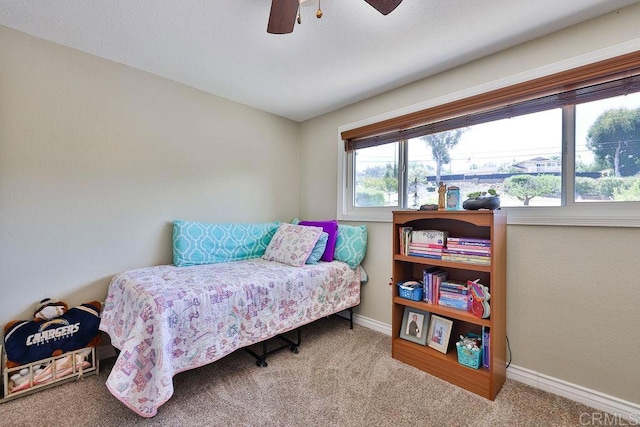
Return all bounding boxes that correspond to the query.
[1,0,639,122]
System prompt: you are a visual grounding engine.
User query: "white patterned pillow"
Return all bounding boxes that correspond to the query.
[263,223,323,267]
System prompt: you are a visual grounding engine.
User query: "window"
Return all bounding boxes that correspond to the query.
[338,51,640,226]
[354,142,399,207]
[575,91,640,202]
[404,109,563,209]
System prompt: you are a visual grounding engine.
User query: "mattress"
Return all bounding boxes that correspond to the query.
[99,258,361,417]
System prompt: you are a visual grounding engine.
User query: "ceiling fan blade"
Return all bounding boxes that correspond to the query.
[267,0,299,34]
[364,0,403,15]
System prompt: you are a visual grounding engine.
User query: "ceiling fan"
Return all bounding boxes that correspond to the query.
[267,0,403,34]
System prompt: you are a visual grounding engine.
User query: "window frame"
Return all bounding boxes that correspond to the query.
[337,49,640,227]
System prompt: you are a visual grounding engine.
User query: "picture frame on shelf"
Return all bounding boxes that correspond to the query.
[427,315,453,354]
[399,307,429,345]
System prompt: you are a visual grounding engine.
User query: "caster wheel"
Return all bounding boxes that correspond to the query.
[291,346,299,354]
[257,360,268,368]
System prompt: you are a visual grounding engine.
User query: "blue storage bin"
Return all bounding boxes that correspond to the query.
[456,343,482,369]
[397,282,423,301]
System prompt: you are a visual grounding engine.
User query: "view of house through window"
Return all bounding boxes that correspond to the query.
[352,91,640,209]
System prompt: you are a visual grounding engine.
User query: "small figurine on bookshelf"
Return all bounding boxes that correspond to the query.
[437,182,447,210]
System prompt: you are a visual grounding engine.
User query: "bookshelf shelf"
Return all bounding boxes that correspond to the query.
[392,210,506,400]
[392,296,491,327]
[394,254,492,272]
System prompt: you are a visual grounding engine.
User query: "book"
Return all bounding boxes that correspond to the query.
[399,227,412,255]
[439,280,468,291]
[444,248,491,257]
[482,329,490,368]
[446,243,491,250]
[438,284,468,295]
[447,237,490,245]
[422,267,440,302]
[438,298,468,310]
[409,246,443,255]
[439,291,469,301]
[409,242,445,249]
[411,229,448,245]
[441,253,491,265]
[432,271,447,305]
[424,270,447,303]
[445,243,491,251]
[409,252,442,260]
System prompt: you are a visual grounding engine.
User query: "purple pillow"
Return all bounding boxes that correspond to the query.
[298,220,338,262]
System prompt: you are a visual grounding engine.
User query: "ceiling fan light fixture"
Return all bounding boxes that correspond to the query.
[268,0,402,34]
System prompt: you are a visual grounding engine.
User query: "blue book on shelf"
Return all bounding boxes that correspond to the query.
[482,329,490,368]
[438,298,468,310]
[409,252,442,260]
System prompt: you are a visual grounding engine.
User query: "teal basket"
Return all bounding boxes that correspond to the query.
[397,283,423,301]
[456,343,482,369]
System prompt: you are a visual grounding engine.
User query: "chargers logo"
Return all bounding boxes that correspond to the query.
[25,319,81,346]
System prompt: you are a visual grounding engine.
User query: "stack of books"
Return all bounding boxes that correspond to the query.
[442,237,491,265]
[408,230,447,260]
[398,227,413,255]
[422,267,447,303]
[438,280,469,310]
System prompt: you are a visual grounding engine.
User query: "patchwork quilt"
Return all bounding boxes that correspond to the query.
[99,258,361,417]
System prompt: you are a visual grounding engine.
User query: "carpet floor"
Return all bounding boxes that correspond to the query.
[0,316,607,426]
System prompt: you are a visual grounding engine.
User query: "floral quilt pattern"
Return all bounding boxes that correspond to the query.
[99,258,361,417]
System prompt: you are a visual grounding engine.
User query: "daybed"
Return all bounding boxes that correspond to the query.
[99,220,367,417]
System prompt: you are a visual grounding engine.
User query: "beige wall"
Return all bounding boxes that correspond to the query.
[299,5,640,404]
[0,25,300,322]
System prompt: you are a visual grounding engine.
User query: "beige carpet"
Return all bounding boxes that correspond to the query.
[0,317,608,426]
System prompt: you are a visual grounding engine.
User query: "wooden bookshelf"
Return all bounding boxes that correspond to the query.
[392,210,506,400]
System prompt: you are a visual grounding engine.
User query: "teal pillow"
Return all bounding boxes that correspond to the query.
[173,220,280,267]
[333,224,368,269]
[306,232,328,265]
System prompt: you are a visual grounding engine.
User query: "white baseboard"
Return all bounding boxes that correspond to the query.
[507,365,640,423]
[353,313,392,335]
[353,314,640,422]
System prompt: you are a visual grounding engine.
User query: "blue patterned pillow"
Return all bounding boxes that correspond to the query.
[173,220,280,267]
[333,224,368,269]
[306,232,328,265]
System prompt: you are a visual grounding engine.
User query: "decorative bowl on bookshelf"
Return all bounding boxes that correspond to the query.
[463,189,500,210]
[462,196,500,210]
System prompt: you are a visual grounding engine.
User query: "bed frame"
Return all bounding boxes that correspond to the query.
[245,307,354,367]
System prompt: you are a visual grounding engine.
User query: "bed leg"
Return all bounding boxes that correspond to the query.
[274,328,301,354]
[245,343,268,367]
[244,327,301,367]
[333,307,354,329]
